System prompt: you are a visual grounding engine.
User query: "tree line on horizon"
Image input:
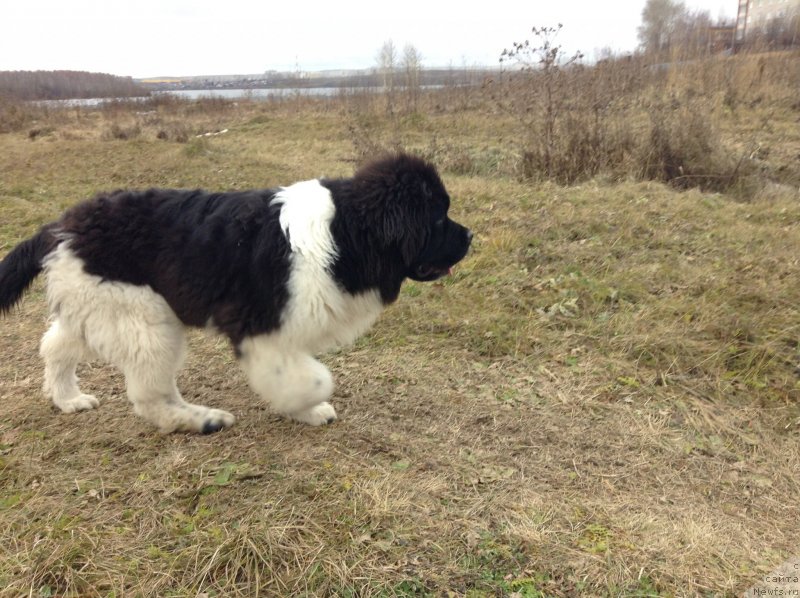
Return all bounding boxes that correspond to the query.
[0,70,147,101]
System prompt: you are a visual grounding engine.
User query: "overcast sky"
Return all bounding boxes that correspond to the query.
[1,0,735,78]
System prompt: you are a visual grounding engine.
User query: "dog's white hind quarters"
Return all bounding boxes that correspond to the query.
[41,179,382,433]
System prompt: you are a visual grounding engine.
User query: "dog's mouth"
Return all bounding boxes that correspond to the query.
[410,264,452,281]
[409,226,473,282]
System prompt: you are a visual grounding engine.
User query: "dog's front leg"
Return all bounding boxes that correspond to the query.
[238,337,337,425]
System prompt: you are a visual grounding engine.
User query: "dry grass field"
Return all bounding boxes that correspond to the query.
[1,54,799,596]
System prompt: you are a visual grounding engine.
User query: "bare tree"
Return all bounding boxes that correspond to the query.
[638,0,687,56]
[674,9,714,56]
[402,44,423,113]
[376,40,397,114]
[498,25,585,181]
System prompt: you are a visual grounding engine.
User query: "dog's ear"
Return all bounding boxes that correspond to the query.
[381,203,427,265]
[381,204,404,244]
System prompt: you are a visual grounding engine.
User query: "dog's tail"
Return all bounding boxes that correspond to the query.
[0,226,58,316]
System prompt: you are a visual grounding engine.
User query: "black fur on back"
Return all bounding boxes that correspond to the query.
[59,188,291,346]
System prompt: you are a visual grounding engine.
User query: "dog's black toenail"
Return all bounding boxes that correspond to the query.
[202,420,225,434]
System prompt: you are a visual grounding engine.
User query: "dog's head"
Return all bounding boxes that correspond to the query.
[352,153,473,282]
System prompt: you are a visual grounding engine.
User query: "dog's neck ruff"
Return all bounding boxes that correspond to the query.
[272,180,338,269]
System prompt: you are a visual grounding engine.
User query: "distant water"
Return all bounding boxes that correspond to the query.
[168,87,351,100]
[34,85,447,107]
[34,97,149,108]
[34,87,375,107]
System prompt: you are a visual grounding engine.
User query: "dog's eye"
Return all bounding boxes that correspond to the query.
[435,219,445,228]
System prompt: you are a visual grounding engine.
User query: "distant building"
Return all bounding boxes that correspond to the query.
[736,0,800,43]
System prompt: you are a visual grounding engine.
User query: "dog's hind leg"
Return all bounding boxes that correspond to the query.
[41,245,233,433]
[68,281,236,434]
[40,318,99,413]
[125,371,235,434]
[117,323,235,434]
[239,338,337,426]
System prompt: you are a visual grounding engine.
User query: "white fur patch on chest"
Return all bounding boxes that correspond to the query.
[270,179,383,353]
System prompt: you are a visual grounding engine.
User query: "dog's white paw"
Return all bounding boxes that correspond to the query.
[290,402,337,426]
[199,408,236,434]
[150,404,236,434]
[56,394,99,413]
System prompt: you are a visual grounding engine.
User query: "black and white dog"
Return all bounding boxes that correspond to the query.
[0,154,472,434]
